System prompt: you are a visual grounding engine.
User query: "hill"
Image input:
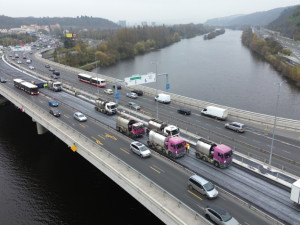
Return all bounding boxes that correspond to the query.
[0,15,119,30]
[268,5,300,40]
[205,6,292,27]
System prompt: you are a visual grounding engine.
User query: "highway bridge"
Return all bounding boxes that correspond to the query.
[0,49,299,225]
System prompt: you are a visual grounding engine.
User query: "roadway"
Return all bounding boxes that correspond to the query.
[18,50,300,177]
[1,55,299,224]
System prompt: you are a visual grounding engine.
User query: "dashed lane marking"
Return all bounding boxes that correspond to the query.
[120,148,130,154]
[187,190,202,201]
[150,166,161,174]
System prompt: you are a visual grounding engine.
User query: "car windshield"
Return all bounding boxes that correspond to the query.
[203,182,214,191]
[78,114,85,118]
[219,211,232,222]
[175,142,185,149]
[224,150,233,159]
[139,146,148,152]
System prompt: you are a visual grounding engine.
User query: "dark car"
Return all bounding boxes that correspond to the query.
[0,77,7,83]
[177,108,191,115]
[53,71,60,75]
[49,108,60,117]
[112,84,122,90]
[131,89,143,96]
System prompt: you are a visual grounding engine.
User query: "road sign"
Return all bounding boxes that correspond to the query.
[166,83,170,90]
[124,72,156,86]
[115,92,120,100]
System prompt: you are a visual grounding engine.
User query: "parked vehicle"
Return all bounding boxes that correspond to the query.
[154,93,171,103]
[130,141,151,158]
[95,98,117,115]
[147,118,179,137]
[104,89,113,95]
[49,108,60,117]
[291,179,300,205]
[188,175,218,199]
[126,92,138,99]
[48,100,58,107]
[225,122,244,133]
[47,80,62,92]
[195,138,233,168]
[204,205,239,225]
[128,102,141,110]
[73,112,87,122]
[116,115,145,137]
[147,130,186,158]
[177,108,191,115]
[201,106,228,120]
[131,89,143,96]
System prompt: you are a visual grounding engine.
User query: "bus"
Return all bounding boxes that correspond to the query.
[78,73,106,87]
[13,78,39,95]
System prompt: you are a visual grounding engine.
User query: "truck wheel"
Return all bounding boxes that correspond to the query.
[196,153,201,159]
[162,149,166,155]
[202,156,207,162]
[214,161,220,167]
[205,214,210,220]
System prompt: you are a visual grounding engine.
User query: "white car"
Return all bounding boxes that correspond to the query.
[28,65,35,70]
[130,141,151,158]
[73,112,87,122]
[126,92,138,99]
[104,89,113,95]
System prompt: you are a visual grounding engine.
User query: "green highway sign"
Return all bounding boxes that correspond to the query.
[124,73,156,86]
[130,76,141,80]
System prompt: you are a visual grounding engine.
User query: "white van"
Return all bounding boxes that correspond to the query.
[201,106,228,120]
[154,93,171,104]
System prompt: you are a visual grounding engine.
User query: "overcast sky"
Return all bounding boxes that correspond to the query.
[2,0,300,25]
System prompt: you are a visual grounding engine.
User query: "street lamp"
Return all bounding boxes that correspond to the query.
[151,62,159,119]
[95,53,99,96]
[268,80,286,169]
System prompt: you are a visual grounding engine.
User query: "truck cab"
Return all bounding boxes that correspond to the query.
[167,136,186,158]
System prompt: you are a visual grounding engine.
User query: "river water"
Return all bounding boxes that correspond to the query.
[1,29,299,225]
[97,29,300,120]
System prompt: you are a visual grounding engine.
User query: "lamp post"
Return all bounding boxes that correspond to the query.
[268,80,286,169]
[95,53,99,96]
[151,62,159,119]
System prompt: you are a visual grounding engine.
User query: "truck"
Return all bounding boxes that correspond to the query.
[31,81,47,88]
[201,106,228,120]
[47,80,62,92]
[195,138,233,168]
[146,118,179,137]
[95,98,117,115]
[147,130,186,158]
[154,93,171,103]
[290,179,300,205]
[116,115,145,137]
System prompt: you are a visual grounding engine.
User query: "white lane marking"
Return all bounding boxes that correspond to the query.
[282,150,291,154]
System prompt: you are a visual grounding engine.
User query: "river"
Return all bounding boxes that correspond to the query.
[97,29,300,120]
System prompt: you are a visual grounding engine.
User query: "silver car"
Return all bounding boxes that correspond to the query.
[204,205,239,225]
[188,175,218,199]
[73,112,87,122]
[126,92,138,99]
[225,122,245,133]
[128,102,140,110]
[130,141,151,158]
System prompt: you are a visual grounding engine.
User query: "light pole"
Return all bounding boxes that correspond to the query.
[95,53,99,96]
[268,80,286,169]
[151,62,159,119]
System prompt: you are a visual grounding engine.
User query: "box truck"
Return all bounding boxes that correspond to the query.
[291,179,300,205]
[201,106,228,120]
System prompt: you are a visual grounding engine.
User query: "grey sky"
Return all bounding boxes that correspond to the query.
[1,0,299,25]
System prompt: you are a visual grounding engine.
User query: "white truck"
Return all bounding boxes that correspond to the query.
[146,118,179,137]
[155,93,171,103]
[290,179,300,205]
[95,98,117,115]
[201,106,228,120]
[47,80,62,92]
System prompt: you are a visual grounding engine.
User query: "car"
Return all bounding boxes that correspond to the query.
[177,108,191,115]
[26,59,32,64]
[23,56,27,59]
[17,60,22,64]
[104,89,113,95]
[0,77,7,83]
[49,108,61,117]
[126,92,138,99]
[45,64,50,68]
[204,205,239,225]
[48,100,58,107]
[128,102,141,110]
[131,89,143,96]
[225,122,245,133]
[112,84,122,90]
[73,112,87,122]
[53,71,60,75]
[188,175,218,199]
[49,67,55,71]
[28,65,35,70]
[130,141,151,158]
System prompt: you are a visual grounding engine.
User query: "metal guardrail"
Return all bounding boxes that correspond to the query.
[0,79,211,225]
[34,49,300,132]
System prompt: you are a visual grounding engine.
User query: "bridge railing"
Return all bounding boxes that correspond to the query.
[33,50,300,132]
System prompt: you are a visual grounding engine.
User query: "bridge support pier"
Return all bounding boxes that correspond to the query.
[35,121,48,135]
[0,95,8,106]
